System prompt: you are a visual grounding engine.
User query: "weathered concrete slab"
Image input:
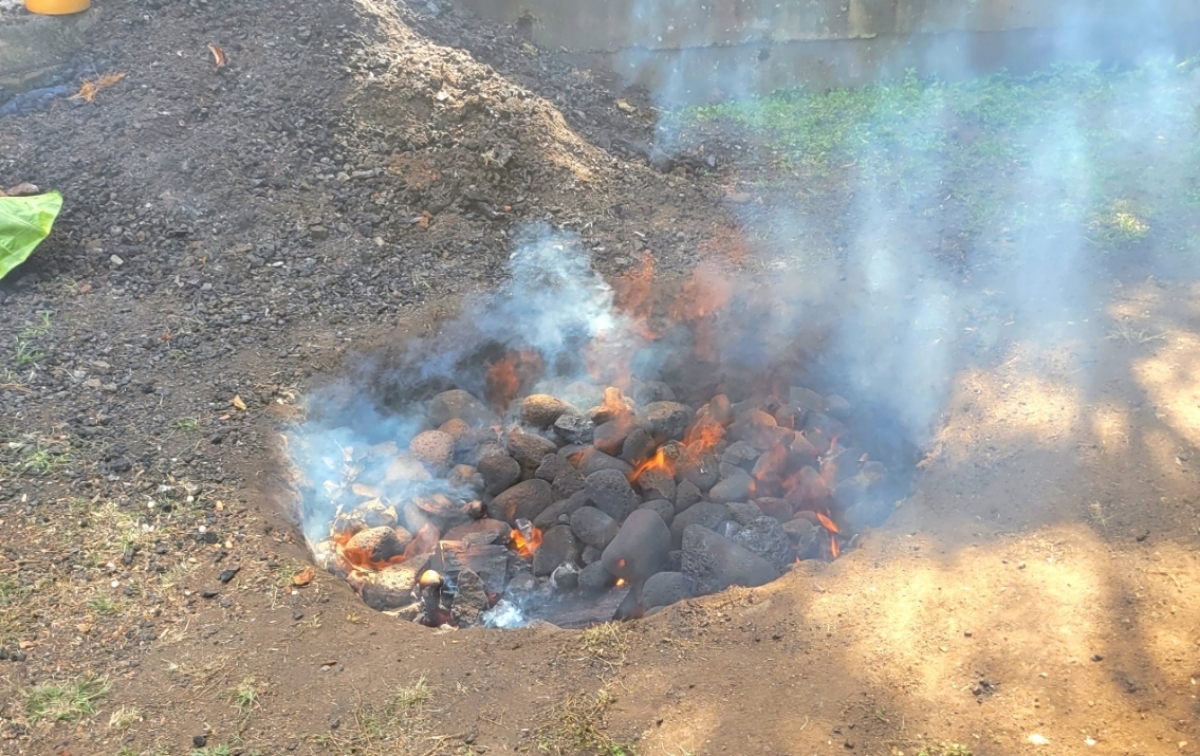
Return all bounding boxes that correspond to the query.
[0,9,95,92]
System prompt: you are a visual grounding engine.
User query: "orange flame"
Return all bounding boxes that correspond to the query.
[830,534,840,559]
[683,415,724,453]
[669,263,733,362]
[615,578,627,588]
[485,350,544,410]
[612,253,657,340]
[485,357,520,410]
[511,526,543,558]
[631,446,675,481]
[816,510,840,534]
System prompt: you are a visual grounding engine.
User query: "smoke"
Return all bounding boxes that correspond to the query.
[608,0,1200,453]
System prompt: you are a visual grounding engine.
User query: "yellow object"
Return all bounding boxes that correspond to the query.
[24,0,90,15]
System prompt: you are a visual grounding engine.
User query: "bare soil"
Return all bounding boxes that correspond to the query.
[1,0,1198,755]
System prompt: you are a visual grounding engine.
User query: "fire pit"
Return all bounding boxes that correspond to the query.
[285,228,908,629]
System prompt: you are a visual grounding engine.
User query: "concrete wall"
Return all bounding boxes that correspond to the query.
[454,0,1200,97]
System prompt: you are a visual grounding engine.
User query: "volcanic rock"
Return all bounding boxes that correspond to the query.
[788,386,830,413]
[620,427,657,465]
[826,393,851,418]
[601,509,670,582]
[613,583,643,621]
[402,502,437,537]
[560,381,606,412]
[844,495,893,531]
[752,497,793,522]
[535,452,567,482]
[677,450,719,491]
[553,412,595,445]
[638,498,675,526]
[358,554,430,611]
[578,560,616,593]
[506,428,559,472]
[353,499,399,528]
[721,441,760,469]
[534,490,589,529]
[669,501,731,549]
[581,544,603,564]
[783,518,824,559]
[725,501,764,525]
[507,571,538,593]
[552,562,580,589]
[708,470,756,503]
[731,516,794,572]
[585,469,641,521]
[637,466,676,502]
[429,389,494,427]
[682,525,780,595]
[772,404,800,429]
[534,524,581,577]
[439,417,470,442]
[637,401,694,441]
[447,464,484,493]
[551,464,586,499]
[593,417,634,456]
[443,518,511,545]
[790,434,820,466]
[488,479,554,524]
[346,526,408,563]
[450,569,490,627]
[588,387,636,424]
[708,394,734,426]
[674,479,703,512]
[569,506,620,548]
[642,571,691,610]
[574,448,634,477]
[634,380,676,404]
[521,394,574,428]
[479,454,521,496]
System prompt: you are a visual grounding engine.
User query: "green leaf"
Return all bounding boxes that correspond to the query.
[0,191,63,281]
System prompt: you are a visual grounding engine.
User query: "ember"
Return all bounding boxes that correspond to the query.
[289,231,906,629]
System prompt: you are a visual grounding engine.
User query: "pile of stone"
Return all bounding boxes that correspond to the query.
[309,379,893,627]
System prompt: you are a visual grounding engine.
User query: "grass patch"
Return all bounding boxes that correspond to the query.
[24,676,111,724]
[917,745,973,756]
[1089,199,1151,248]
[667,60,1200,249]
[174,417,200,431]
[232,677,260,713]
[87,594,120,614]
[533,688,632,756]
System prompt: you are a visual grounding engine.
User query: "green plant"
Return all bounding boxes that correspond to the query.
[24,676,111,723]
[0,191,63,281]
[87,595,119,614]
[174,417,200,431]
[232,677,259,712]
[189,746,232,756]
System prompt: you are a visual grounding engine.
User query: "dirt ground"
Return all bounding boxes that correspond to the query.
[2,0,1199,754]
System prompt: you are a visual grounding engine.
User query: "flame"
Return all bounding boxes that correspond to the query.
[683,415,725,453]
[598,386,632,418]
[485,356,520,410]
[829,535,840,559]
[511,525,543,558]
[485,350,544,410]
[615,578,627,588]
[612,253,657,340]
[631,446,675,481]
[669,263,733,362]
[816,510,840,534]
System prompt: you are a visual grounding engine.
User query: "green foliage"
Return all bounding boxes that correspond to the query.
[0,192,63,281]
[24,676,110,724]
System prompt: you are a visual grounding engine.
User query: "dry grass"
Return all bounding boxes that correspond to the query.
[578,622,628,668]
[23,676,111,724]
[70,72,128,103]
[532,688,632,756]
